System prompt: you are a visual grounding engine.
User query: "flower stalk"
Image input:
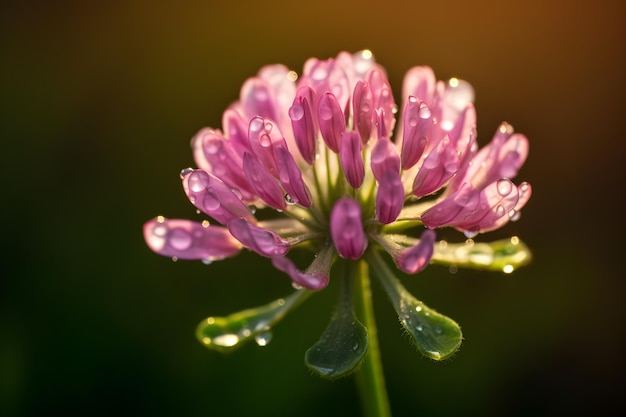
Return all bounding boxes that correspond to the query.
[354,259,392,417]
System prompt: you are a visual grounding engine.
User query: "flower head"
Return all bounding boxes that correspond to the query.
[144,51,532,373]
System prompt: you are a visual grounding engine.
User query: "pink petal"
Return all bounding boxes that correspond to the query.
[239,77,278,121]
[274,145,312,207]
[242,152,287,210]
[352,80,373,143]
[227,218,290,257]
[318,92,346,153]
[190,129,256,201]
[183,169,255,225]
[339,131,364,189]
[375,172,405,224]
[454,179,521,235]
[368,69,396,137]
[330,198,368,260]
[143,218,241,261]
[402,66,436,105]
[248,117,287,178]
[400,97,430,170]
[222,109,252,154]
[271,256,329,290]
[289,86,318,164]
[396,229,436,274]
[371,137,400,180]
[420,182,480,228]
[412,136,460,197]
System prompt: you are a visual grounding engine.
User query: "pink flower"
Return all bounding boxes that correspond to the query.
[144,50,531,289]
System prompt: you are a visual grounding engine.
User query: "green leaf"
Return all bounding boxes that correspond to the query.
[431,236,531,273]
[196,289,311,353]
[368,250,462,360]
[305,262,369,379]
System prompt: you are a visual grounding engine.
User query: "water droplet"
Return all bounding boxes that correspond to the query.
[212,333,240,347]
[152,224,167,237]
[241,328,252,337]
[169,228,192,250]
[288,103,304,120]
[171,256,178,262]
[188,172,209,192]
[449,265,458,274]
[503,264,514,274]
[201,258,213,265]
[249,117,264,133]
[264,121,273,132]
[255,331,273,347]
[464,229,479,239]
[284,193,295,205]
[409,117,418,127]
[416,325,423,331]
[496,178,513,196]
[259,134,272,147]
[427,350,442,360]
[495,204,506,217]
[292,282,303,290]
[434,326,443,335]
[202,193,221,211]
[180,167,194,179]
[510,236,520,245]
[418,104,431,119]
[415,306,422,312]
[509,209,521,222]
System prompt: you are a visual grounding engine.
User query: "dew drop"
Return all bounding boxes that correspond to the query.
[288,103,304,120]
[171,256,178,262]
[449,265,458,274]
[255,331,273,347]
[169,228,192,250]
[509,209,521,222]
[352,341,359,351]
[416,325,423,331]
[496,178,513,196]
[202,193,221,211]
[418,104,431,119]
[264,121,273,132]
[464,229,479,239]
[201,220,210,228]
[434,326,443,335]
[152,224,167,238]
[415,306,422,312]
[259,133,272,147]
[292,282,303,290]
[201,258,213,265]
[503,264,514,274]
[188,172,209,192]
[180,167,194,179]
[212,333,240,347]
[284,193,295,205]
[409,117,418,127]
[495,204,506,217]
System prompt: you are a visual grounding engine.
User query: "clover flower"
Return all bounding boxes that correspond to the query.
[143,51,531,381]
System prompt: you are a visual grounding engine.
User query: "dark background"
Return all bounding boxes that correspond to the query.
[2,0,624,416]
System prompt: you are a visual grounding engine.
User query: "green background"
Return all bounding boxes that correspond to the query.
[2,0,624,416]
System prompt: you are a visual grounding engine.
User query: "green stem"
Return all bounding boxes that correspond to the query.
[353,260,392,417]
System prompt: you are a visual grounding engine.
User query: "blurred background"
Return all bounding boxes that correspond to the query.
[1,0,624,416]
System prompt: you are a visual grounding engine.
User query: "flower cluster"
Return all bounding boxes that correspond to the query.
[143,50,531,370]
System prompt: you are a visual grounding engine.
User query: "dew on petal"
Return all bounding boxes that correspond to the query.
[496,178,513,196]
[180,167,194,179]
